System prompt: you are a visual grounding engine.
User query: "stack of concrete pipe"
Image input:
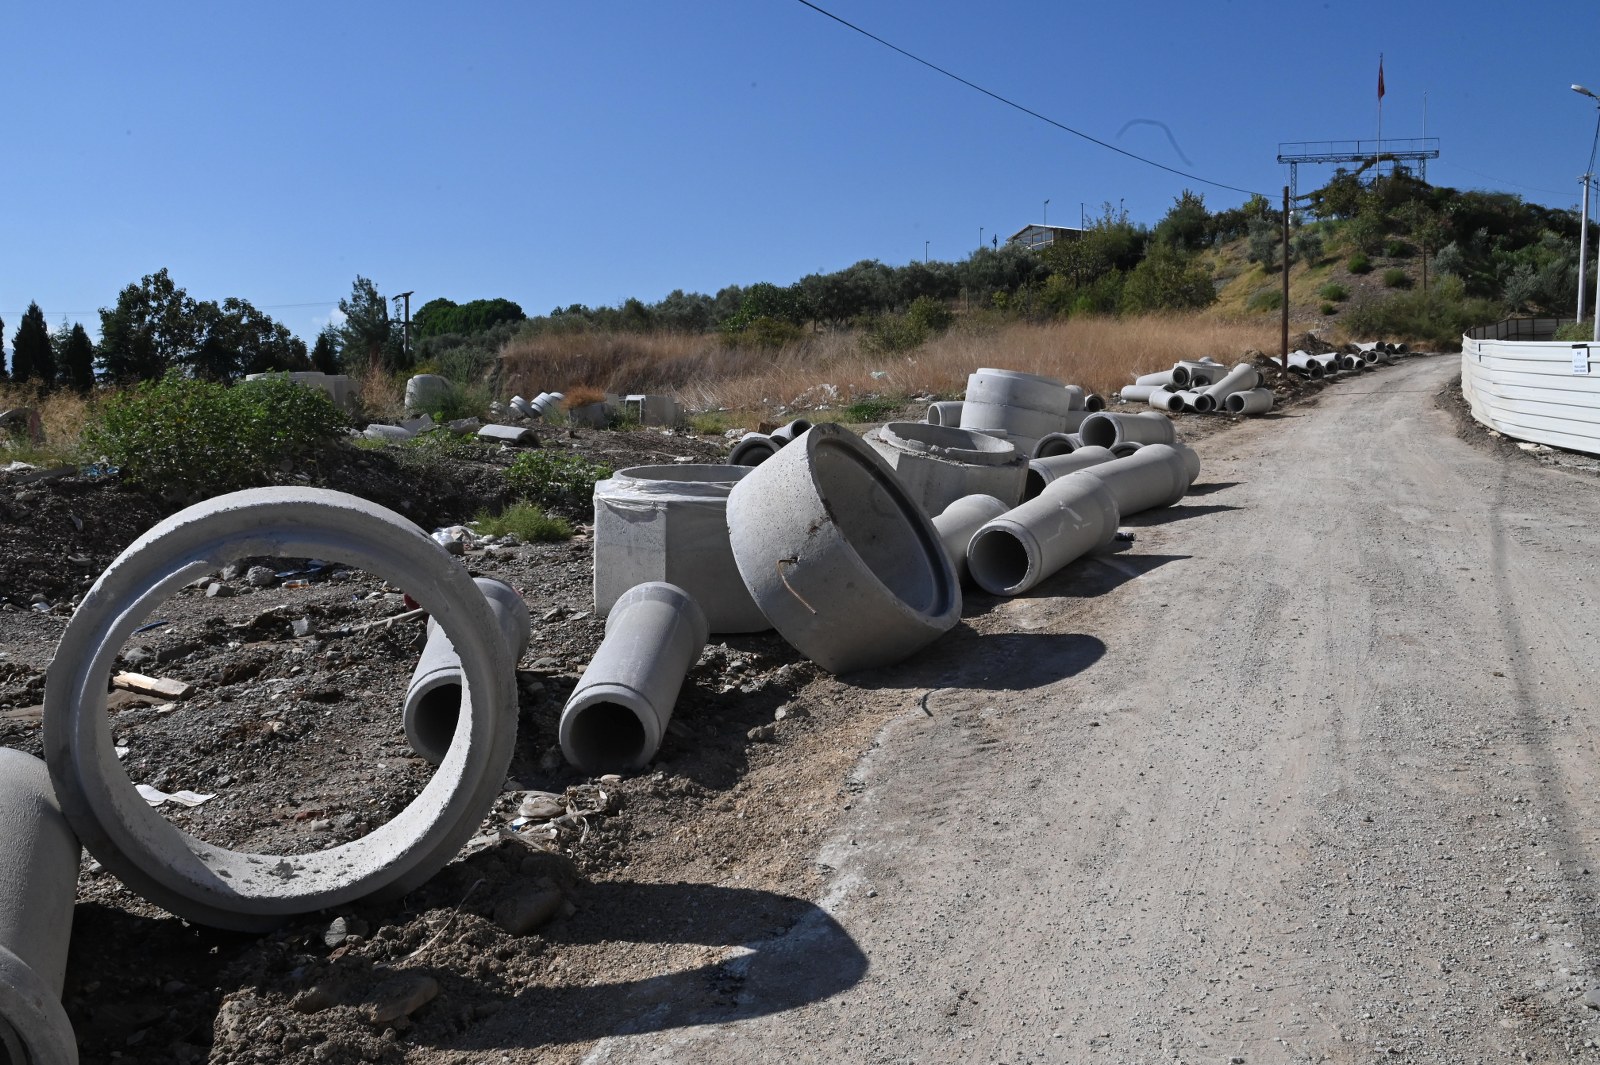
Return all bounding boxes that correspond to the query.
[945,368,1105,455]
[728,419,813,466]
[510,392,565,420]
[1122,358,1277,417]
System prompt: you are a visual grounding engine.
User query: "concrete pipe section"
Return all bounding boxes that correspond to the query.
[0,749,80,1065]
[967,471,1121,596]
[1119,384,1163,404]
[1172,442,1202,485]
[1226,388,1275,414]
[931,494,1010,584]
[1134,370,1178,388]
[769,419,813,446]
[729,433,779,466]
[1031,433,1080,459]
[43,487,519,932]
[1079,411,1179,450]
[1079,442,1193,515]
[925,401,964,426]
[1022,445,1118,501]
[958,367,1075,454]
[726,421,960,674]
[1109,441,1143,458]
[864,422,1027,515]
[592,464,768,634]
[404,374,452,414]
[1175,390,1214,413]
[559,582,708,775]
[1146,390,1185,413]
[1287,351,1326,378]
[1201,363,1261,406]
[404,577,531,765]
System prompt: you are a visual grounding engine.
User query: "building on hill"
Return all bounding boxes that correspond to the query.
[1007,224,1084,251]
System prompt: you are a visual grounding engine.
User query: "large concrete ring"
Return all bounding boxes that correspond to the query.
[43,488,518,933]
[726,422,960,674]
[0,945,75,1065]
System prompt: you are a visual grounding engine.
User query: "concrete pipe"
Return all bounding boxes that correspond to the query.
[1176,360,1216,382]
[404,578,531,765]
[1201,363,1260,405]
[865,422,1028,515]
[1287,351,1325,378]
[931,494,1010,585]
[1079,442,1192,515]
[1119,384,1163,404]
[1084,392,1107,412]
[477,424,537,446]
[1225,388,1275,415]
[1022,445,1117,501]
[769,419,813,446]
[0,749,80,1065]
[592,464,768,634]
[1340,354,1366,371]
[1134,370,1179,388]
[958,368,1075,453]
[729,433,779,466]
[967,472,1121,596]
[1175,390,1215,413]
[404,374,452,415]
[44,487,519,932]
[530,392,564,418]
[926,401,964,426]
[509,395,537,419]
[1031,433,1080,458]
[1172,442,1202,484]
[1079,411,1178,449]
[1062,385,1088,411]
[559,582,708,775]
[726,421,960,674]
[1109,441,1143,458]
[1147,390,1185,413]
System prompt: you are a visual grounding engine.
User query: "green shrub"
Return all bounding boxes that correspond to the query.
[1318,282,1349,302]
[1382,268,1412,289]
[1320,302,1337,316]
[400,430,494,461]
[722,316,803,350]
[1342,276,1502,349]
[1348,253,1373,274]
[687,410,737,435]
[841,396,900,423]
[471,502,572,542]
[1246,288,1284,313]
[1555,321,1594,341]
[85,373,350,500]
[905,295,954,335]
[411,379,492,422]
[1384,239,1411,258]
[860,314,928,354]
[505,449,612,508]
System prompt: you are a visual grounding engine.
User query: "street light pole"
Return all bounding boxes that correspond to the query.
[979,227,983,249]
[1573,85,1600,340]
[1043,199,1049,225]
[924,240,929,264]
[1581,176,1592,326]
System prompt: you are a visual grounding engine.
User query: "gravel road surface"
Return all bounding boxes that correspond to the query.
[585,353,1600,1064]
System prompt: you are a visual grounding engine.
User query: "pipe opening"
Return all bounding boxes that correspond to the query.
[1079,417,1118,449]
[813,440,947,615]
[565,701,649,773]
[413,682,462,763]
[968,527,1032,594]
[1022,468,1048,501]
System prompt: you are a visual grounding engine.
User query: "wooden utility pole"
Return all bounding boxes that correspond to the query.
[1281,186,1290,370]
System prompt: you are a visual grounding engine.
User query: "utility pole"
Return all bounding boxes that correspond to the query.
[392,291,414,360]
[1043,199,1049,225]
[924,241,929,263]
[979,226,984,249]
[1580,175,1592,325]
[1280,186,1290,371]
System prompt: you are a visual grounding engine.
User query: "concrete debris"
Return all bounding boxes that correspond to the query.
[476,423,538,446]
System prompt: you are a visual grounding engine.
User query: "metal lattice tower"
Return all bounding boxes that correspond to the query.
[1276,138,1441,202]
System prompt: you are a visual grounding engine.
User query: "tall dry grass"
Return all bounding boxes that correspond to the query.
[497,314,1279,419]
[0,385,94,462]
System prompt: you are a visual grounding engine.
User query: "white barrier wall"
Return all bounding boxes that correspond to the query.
[1461,337,1600,455]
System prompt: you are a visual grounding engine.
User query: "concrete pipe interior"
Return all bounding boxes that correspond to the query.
[563,700,649,774]
[967,527,1032,594]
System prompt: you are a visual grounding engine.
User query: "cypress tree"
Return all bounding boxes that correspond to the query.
[11,303,55,387]
[63,324,95,393]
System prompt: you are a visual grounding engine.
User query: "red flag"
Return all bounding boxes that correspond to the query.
[1378,57,1386,100]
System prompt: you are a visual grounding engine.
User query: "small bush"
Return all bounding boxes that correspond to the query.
[1384,239,1411,258]
[1246,288,1284,313]
[411,379,491,423]
[841,396,900,423]
[505,449,612,509]
[1320,302,1337,316]
[1382,268,1412,289]
[1318,282,1349,302]
[904,295,954,335]
[721,316,803,350]
[85,373,349,500]
[1555,321,1594,341]
[400,431,493,461]
[1348,253,1373,274]
[860,314,927,355]
[561,386,607,410]
[687,410,738,435]
[471,502,572,542]
[1342,276,1502,349]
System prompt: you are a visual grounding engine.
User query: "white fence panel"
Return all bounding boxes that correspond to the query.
[1461,337,1600,454]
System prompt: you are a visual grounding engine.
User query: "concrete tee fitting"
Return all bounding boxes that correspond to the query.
[865,422,1027,515]
[931,494,1011,584]
[967,471,1121,596]
[44,487,519,932]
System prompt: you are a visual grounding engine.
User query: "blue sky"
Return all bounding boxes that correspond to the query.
[4,0,1598,346]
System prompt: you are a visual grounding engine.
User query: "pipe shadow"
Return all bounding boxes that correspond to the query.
[856,628,1106,691]
[1037,551,1191,599]
[1120,503,1242,527]
[1184,480,1241,496]
[433,881,867,1050]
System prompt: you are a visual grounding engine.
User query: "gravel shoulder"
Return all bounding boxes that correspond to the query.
[591,353,1600,1064]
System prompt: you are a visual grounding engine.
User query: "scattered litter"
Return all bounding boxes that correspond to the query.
[136,785,215,808]
[132,620,170,634]
[112,672,194,700]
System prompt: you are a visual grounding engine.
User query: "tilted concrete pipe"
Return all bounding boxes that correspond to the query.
[1031,433,1081,458]
[1078,442,1192,515]
[1080,411,1179,449]
[931,494,1011,584]
[1225,388,1275,414]
[925,401,964,426]
[44,487,519,932]
[729,433,779,466]
[966,471,1121,596]
[559,582,708,775]
[404,578,531,765]
[0,749,80,1065]
[1134,370,1179,388]
[1201,363,1261,405]
[726,421,960,674]
[769,419,813,445]
[593,464,767,634]
[1147,390,1185,413]
[865,422,1028,514]
[1022,445,1117,501]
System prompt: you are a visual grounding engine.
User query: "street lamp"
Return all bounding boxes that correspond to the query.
[1574,84,1600,340]
[924,240,929,263]
[1043,199,1049,226]
[979,226,983,249]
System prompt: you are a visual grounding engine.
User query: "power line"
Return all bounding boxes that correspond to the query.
[1432,160,1569,199]
[792,0,1267,199]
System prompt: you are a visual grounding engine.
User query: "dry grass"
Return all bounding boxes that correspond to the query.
[0,385,94,463]
[354,366,405,422]
[498,314,1281,422]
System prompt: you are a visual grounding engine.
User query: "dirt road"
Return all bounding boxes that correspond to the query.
[585,354,1600,1064]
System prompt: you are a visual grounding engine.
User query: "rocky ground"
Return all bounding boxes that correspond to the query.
[0,353,1420,1064]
